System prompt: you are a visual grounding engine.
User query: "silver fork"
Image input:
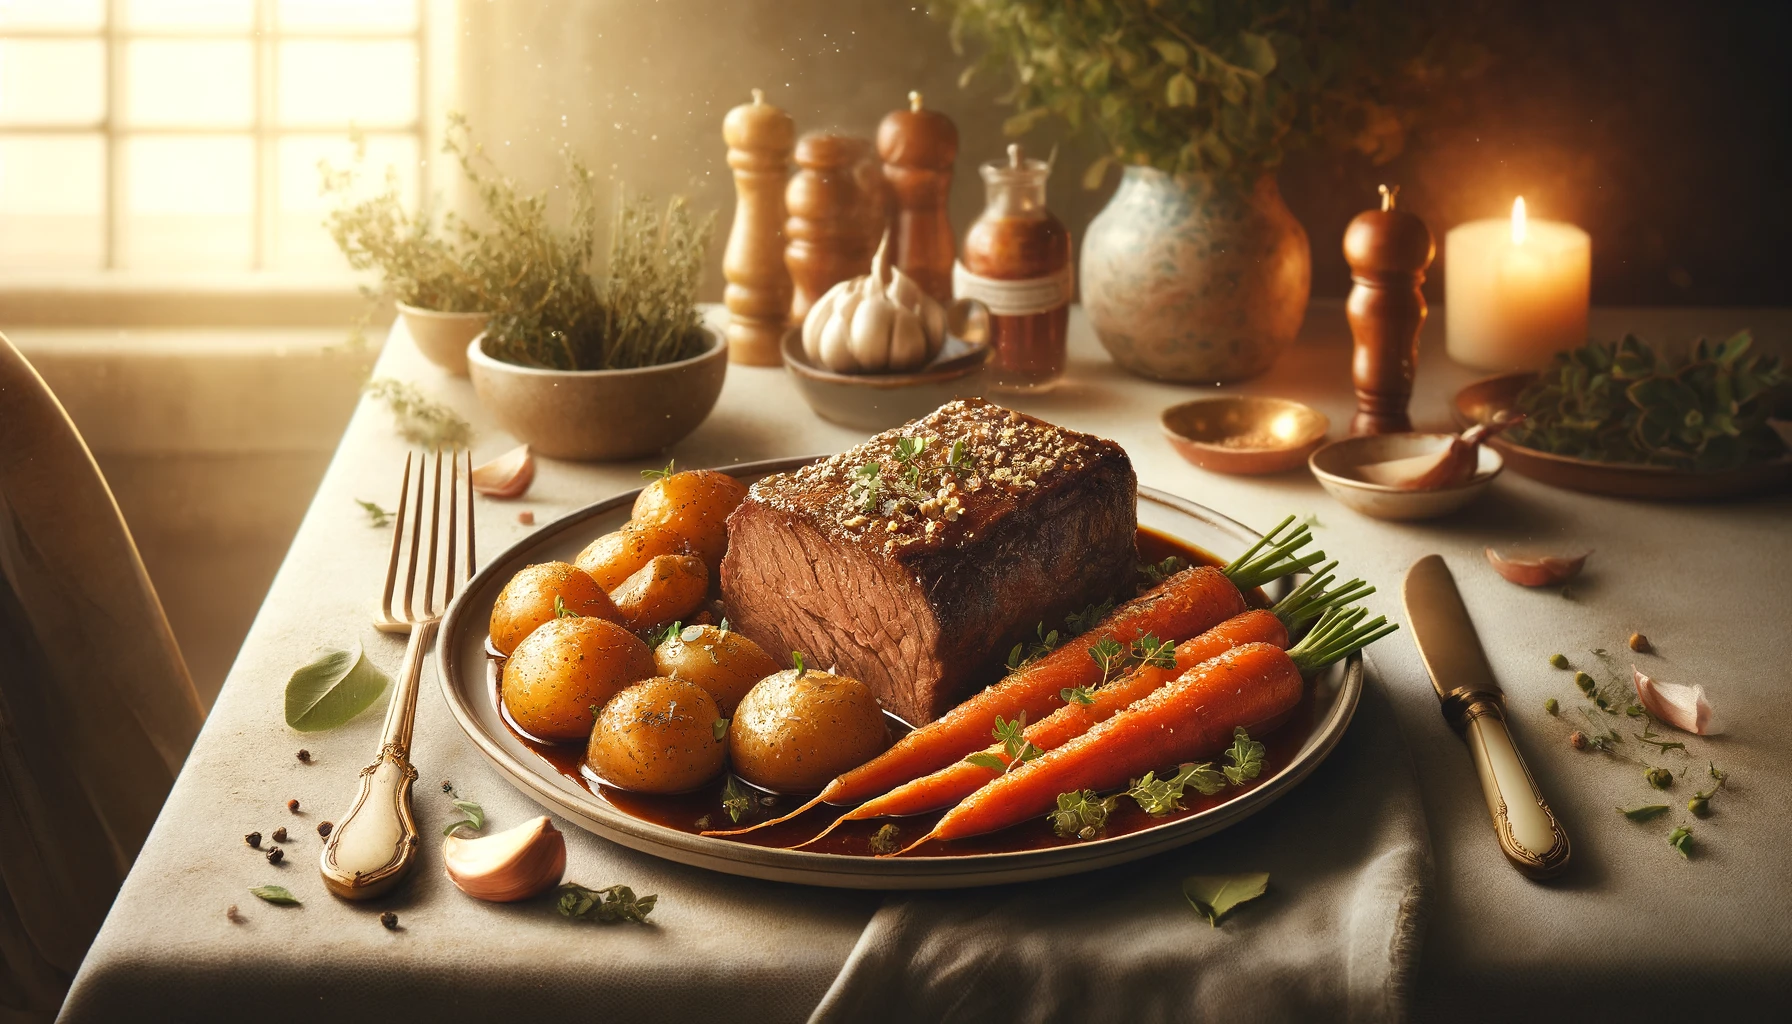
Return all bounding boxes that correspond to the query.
[320,449,475,900]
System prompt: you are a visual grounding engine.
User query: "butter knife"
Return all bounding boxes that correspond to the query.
[1403,554,1570,879]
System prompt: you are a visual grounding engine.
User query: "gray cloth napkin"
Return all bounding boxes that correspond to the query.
[810,664,1432,1024]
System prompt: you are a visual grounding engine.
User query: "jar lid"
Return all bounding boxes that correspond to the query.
[979,143,1051,185]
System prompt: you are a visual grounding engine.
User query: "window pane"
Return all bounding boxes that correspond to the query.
[121,134,253,269]
[277,40,417,127]
[277,0,416,33]
[0,134,104,270]
[125,40,253,127]
[123,0,254,31]
[274,133,417,270]
[0,0,104,30]
[0,40,106,126]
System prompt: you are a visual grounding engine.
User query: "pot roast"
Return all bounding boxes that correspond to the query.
[720,399,1138,725]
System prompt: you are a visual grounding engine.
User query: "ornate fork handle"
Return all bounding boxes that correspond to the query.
[319,619,437,899]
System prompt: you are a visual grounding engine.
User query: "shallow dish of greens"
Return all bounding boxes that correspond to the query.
[1454,333,1791,501]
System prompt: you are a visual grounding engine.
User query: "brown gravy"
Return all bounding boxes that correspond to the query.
[490,526,1315,858]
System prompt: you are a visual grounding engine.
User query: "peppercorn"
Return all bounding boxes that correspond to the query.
[226,904,244,924]
[1544,697,1558,715]
[441,780,453,793]
[1688,795,1711,817]
[287,798,300,813]
[1569,731,1587,750]
[1549,653,1569,669]
[317,821,334,838]
[380,911,399,930]
[1645,768,1673,790]
[1574,671,1596,696]
[266,847,284,865]
[1629,632,1651,653]
[271,827,288,844]
[245,831,262,849]
[297,749,312,763]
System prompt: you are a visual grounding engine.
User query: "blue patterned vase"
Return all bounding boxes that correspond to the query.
[1081,167,1310,383]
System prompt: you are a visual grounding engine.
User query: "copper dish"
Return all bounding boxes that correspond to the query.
[1453,373,1792,501]
[1161,396,1329,475]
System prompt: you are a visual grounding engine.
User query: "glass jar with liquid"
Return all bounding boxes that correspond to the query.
[955,144,1073,391]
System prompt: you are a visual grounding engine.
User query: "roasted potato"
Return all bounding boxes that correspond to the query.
[586,676,726,793]
[652,624,781,716]
[729,669,890,792]
[574,520,692,592]
[632,469,748,568]
[489,561,621,656]
[501,616,654,742]
[611,554,708,631]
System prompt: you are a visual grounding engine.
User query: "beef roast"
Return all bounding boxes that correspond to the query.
[719,398,1137,725]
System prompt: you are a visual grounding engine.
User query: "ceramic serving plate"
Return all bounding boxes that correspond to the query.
[437,457,1361,889]
[1454,373,1792,501]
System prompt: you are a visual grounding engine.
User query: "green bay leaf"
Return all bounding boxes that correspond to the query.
[1183,872,1269,927]
[285,644,390,732]
[249,885,300,906]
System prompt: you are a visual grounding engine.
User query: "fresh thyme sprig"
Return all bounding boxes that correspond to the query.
[1048,790,1118,840]
[1065,599,1115,635]
[1007,622,1061,673]
[849,462,882,512]
[356,499,393,527]
[964,714,1044,774]
[1139,555,1187,585]
[641,460,676,481]
[557,883,657,924]
[1127,762,1226,814]
[894,436,929,489]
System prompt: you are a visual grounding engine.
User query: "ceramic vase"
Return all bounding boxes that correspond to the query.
[1081,168,1310,383]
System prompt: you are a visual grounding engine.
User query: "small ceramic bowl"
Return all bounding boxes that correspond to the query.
[782,328,991,431]
[1308,433,1504,521]
[1161,396,1329,475]
[398,302,490,377]
[467,327,727,461]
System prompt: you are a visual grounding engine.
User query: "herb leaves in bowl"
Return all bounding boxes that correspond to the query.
[1507,332,1788,472]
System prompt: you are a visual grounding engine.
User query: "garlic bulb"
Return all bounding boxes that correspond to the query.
[442,815,566,902]
[802,232,946,374]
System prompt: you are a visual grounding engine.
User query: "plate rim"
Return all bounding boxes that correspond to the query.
[436,455,1362,889]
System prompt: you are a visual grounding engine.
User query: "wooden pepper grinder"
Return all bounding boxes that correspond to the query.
[722,89,795,366]
[877,90,957,304]
[785,133,879,325]
[1344,185,1436,435]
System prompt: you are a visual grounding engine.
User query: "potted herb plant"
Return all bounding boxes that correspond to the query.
[323,136,493,376]
[941,0,1453,383]
[449,121,724,461]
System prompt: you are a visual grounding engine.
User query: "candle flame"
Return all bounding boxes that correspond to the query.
[1511,196,1527,246]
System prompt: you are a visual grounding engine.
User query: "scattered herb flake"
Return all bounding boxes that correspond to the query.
[869,823,902,856]
[1548,653,1570,669]
[1060,685,1096,706]
[711,717,729,742]
[1617,805,1670,822]
[556,883,657,924]
[249,885,299,906]
[356,499,392,527]
[1667,825,1694,859]
[1644,767,1674,791]
[1064,599,1114,635]
[1048,789,1116,841]
[641,460,676,481]
[1544,697,1558,715]
[791,651,808,678]
[1139,556,1187,585]
[721,775,753,824]
[1222,727,1266,785]
[1182,872,1269,927]
[443,796,485,836]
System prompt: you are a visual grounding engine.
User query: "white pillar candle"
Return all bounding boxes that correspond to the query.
[1445,198,1590,371]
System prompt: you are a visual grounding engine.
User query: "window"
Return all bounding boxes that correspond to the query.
[0,0,425,275]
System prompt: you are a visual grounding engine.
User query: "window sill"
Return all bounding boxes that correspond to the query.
[0,272,388,327]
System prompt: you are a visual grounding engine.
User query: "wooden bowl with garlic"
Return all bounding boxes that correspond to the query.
[782,234,992,430]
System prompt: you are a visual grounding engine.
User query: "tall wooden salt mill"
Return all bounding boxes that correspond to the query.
[1344,185,1436,435]
[785,133,880,326]
[877,91,957,304]
[722,89,795,366]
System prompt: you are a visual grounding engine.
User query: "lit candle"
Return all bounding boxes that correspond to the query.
[1445,198,1590,371]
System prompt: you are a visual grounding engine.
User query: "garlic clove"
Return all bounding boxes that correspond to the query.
[1484,547,1590,587]
[848,275,896,371]
[886,266,947,360]
[1632,666,1715,735]
[442,815,566,902]
[470,444,535,499]
[804,282,848,365]
[819,285,863,372]
[887,307,928,371]
[1357,448,1465,488]
[886,264,924,312]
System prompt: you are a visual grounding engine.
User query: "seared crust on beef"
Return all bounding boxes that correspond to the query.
[720,399,1137,724]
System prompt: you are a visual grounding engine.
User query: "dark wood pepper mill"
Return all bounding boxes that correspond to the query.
[785,132,879,326]
[1344,185,1436,435]
[877,90,957,304]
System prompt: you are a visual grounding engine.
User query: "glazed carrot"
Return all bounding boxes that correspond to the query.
[902,608,1395,847]
[796,609,1290,843]
[702,516,1324,838]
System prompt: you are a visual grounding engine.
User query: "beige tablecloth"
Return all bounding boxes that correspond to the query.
[60,303,1792,1022]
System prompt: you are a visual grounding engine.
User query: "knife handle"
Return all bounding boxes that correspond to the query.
[1456,695,1571,879]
